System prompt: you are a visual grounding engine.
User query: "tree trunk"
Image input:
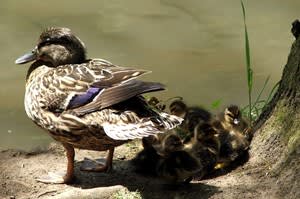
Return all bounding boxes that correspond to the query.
[248,20,300,198]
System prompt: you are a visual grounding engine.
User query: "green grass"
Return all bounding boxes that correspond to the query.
[113,189,142,199]
[241,0,253,125]
[240,0,279,124]
[210,99,222,110]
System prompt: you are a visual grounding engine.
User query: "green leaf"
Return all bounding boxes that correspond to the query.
[211,99,222,109]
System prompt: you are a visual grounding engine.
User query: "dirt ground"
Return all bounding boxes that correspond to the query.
[0,141,292,199]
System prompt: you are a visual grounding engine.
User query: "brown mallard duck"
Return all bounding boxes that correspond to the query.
[15,27,182,184]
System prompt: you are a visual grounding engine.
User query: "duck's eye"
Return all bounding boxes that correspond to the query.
[38,41,51,48]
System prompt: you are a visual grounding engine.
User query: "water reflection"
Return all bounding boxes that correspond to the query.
[1,0,299,150]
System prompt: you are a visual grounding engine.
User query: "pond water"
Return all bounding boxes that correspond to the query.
[0,0,299,150]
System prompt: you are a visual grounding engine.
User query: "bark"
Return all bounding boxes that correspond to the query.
[248,20,300,198]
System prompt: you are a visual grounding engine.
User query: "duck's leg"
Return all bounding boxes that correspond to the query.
[80,147,114,172]
[37,143,75,184]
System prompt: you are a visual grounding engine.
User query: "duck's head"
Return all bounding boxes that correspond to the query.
[224,105,242,126]
[15,27,86,67]
[194,123,217,141]
[193,123,220,154]
[169,100,187,117]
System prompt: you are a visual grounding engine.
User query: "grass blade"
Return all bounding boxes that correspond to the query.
[252,75,270,108]
[241,0,253,125]
[266,81,280,103]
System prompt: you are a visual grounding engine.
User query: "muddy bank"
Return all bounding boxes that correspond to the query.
[0,141,289,199]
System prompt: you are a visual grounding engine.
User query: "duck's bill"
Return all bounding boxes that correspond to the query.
[15,51,37,64]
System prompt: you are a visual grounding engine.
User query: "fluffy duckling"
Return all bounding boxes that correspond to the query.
[141,129,181,151]
[154,131,202,183]
[153,132,184,156]
[169,100,212,142]
[218,105,249,136]
[214,105,250,169]
[184,123,220,178]
[169,99,187,118]
[15,27,183,184]
[131,145,162,176]
[156,150,202,184]
[133,131,183,175]
[134,132,201,183]
[147,96,166,111]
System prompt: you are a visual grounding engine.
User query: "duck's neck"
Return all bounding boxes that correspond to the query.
[26,61,52,82]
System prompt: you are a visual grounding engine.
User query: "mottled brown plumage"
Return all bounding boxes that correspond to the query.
[16,27,182,183]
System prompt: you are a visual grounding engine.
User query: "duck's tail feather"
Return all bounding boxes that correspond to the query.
[154,112,184,130]
[102,111,183,141]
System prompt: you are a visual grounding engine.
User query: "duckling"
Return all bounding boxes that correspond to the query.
[169,100,212,142]
[218,105,249,136]
[134,131,200,183]
[141,129,175,149]
[131,145,162,176]
[184,123,220,178]
[149,131,183,155]
[15,27,183,184]
[133,132,184,177]
[156,150,202,184]
[214,105,250,169]
[147,96,166,111]
[169,99,187,118]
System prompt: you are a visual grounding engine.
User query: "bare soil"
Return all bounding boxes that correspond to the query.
[0,141,293,199]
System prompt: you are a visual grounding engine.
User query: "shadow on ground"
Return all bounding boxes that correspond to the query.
[71,159,220,199]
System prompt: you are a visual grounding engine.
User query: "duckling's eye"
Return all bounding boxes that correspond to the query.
[226,113,235,119]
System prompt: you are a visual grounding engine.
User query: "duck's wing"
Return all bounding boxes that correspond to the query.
[39,59,164,115]
[72,80,164,116]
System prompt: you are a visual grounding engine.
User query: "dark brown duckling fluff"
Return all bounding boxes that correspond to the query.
[169,100,212,142]
[133,132,201,183]
[213,105,250,169]
[184,122,220,178]
[156,150,202,184]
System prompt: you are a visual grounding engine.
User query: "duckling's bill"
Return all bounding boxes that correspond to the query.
[233,118,240,125]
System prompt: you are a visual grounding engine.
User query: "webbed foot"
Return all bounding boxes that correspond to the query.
[36,171,73,184]
[80,148,114,173]
[37,143,75,184]
[80,158,112,172]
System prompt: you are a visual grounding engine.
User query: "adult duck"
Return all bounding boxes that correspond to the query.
[15,27,182,184]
